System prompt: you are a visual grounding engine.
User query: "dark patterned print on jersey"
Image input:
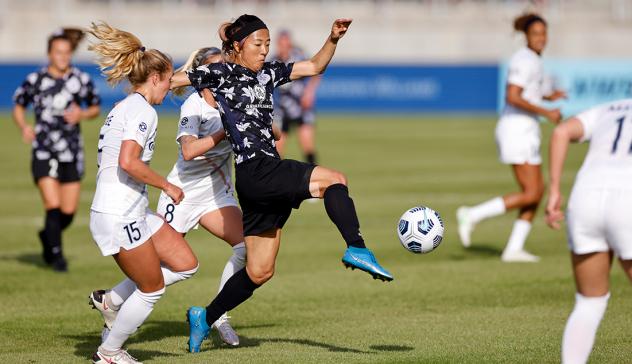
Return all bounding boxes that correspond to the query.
[187,61,293,164]
[13,67,101,168]
[273,48,310,121]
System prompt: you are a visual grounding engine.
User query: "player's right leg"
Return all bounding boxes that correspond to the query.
[93,238,165,364]
[561,252,611,364]
[309,166,393,281]
[35,175,67,271]
[187,230,277,353]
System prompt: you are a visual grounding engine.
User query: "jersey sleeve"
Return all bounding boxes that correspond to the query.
[268,61,294,88]
[176,95,202,142]
[122,107,158,148]
[187,63,224,92]
[13,72,38,107]
[79,73,102,107]
[575,103,610,143]
[506,56,533,89]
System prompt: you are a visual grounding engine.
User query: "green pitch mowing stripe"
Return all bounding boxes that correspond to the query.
[0,113,630,363]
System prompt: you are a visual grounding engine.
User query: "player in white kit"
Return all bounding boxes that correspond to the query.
[157,47,244,346]
[545,99,632,364]
[456,13,566,262]
[86,22,198,364]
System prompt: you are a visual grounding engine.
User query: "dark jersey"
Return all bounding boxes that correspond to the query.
[13,67,101,164]
[187,61,293,164]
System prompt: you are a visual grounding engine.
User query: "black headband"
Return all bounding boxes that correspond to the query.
[523,16,545,32]
[230,19,268,43]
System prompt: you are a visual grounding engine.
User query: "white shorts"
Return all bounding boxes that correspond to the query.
[566,188,632,259]
[495,114,542,165]
[89,209,165,256]
[156,186,239,234]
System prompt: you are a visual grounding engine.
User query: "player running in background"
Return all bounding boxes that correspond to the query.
[86,22,198,364]
[155,46,243,346]
[546,99,632,364]
[456,13,566,262]
[12,28,101,271]
[273,29,322,164]
[170,15,393,353]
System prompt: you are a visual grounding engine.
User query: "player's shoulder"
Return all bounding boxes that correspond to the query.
[70,67,93,84]
[510,47,540,65]
[126,94,157,118]
[25,69,46,84]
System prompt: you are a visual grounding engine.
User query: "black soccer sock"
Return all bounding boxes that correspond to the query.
[60,212,74,230]
[323,184,366,249]
[44,208,63,257]
[205,268,260,327]
[305,152,316,165]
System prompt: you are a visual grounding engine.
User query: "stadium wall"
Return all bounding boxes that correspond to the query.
[2,61,631,114]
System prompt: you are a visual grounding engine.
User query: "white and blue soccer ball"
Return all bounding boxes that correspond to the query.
[397,206,444,254]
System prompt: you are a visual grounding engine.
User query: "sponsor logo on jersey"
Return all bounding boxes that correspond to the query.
[139,122,147,132]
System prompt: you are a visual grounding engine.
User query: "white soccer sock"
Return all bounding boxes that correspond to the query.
[106,265,198,310]
[468,197,506,225]
[218,242,247,293]
[101,287,165,352]
[562,292,610,364]
[504,219,532,253]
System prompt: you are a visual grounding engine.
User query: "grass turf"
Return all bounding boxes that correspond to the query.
[0,112,630,363]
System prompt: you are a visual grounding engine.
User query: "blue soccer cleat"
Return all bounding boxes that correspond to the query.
[186,306,211,353]
[342,246,394,282]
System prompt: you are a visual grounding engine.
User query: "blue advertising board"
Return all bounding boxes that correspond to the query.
[0,62,499,113]
[498,59,632,117]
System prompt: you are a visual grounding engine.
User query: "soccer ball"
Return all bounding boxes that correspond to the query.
[397,206,444,254]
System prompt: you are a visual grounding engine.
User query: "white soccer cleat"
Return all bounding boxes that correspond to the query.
[92,348,142,364]
[501,250,541,263]
[89,290,118,330]
[213,314,239,346]
[456,206,474,248]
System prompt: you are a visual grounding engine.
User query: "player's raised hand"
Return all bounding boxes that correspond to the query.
[330,18,352,42]
[164,182,185,205]
[545,189,564,230]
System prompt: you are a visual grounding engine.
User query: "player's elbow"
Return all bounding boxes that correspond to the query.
[505,93,520,107]
[182,149,195,161]
[119,155,134,173]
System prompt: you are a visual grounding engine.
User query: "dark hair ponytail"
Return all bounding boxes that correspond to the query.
[513,13,546,34]
[218,14,267,57]
[47,27,85,52]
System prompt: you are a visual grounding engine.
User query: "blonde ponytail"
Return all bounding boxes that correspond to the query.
[87,21,172,87]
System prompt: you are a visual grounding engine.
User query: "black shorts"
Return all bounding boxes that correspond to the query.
[235,157,316,236]
[32,158,82,184]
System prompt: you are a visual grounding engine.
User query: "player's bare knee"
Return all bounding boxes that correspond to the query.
[523,189,542,206]
[250,267,274,285]
[330,171,347,186]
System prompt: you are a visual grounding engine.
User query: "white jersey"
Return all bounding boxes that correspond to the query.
[573,99,632,190]
[164,92,232,203]
[501,47,545,120]
[91,93,158,217]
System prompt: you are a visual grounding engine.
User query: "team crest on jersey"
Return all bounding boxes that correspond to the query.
[148,141,155,151]
[254,84,266,101]
[180,117,188,126]
[139,122,147,132]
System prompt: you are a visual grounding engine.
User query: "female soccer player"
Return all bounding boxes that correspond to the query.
[456,13,566,262]
[273,30,322,164]
[170,15,393,353]
[156,46,243,346]
[86,22,198,364]
[546,99,632,364]
[12,28,101,271]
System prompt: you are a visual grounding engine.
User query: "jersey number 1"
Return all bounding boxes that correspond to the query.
[612,116,632,154]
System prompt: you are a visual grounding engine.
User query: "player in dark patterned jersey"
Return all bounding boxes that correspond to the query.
[12,28,101,271]
[273,30,322,164]
[171,14,393,353]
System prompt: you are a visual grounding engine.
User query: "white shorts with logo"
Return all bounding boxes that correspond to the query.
[89,209,165,256]
[566,187,632,259]
[495,114,542,165]
[156,179,239,234]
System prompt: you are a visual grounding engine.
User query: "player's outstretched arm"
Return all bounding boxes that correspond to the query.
[119,140,184,204]
[170,71,192,90]
[545,117,584,229]
[180,131,226,161]
[290,18,352,80]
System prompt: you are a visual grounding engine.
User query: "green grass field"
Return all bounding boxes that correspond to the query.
[0,112,630,363]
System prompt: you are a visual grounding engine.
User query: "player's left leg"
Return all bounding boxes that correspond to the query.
[309,166,393,281]
[501,164,544,262]
[298,123,316,165]
[36,177,66,270]
[59,181,80,229]
[562,252,612,364]
[198,206,245,346]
